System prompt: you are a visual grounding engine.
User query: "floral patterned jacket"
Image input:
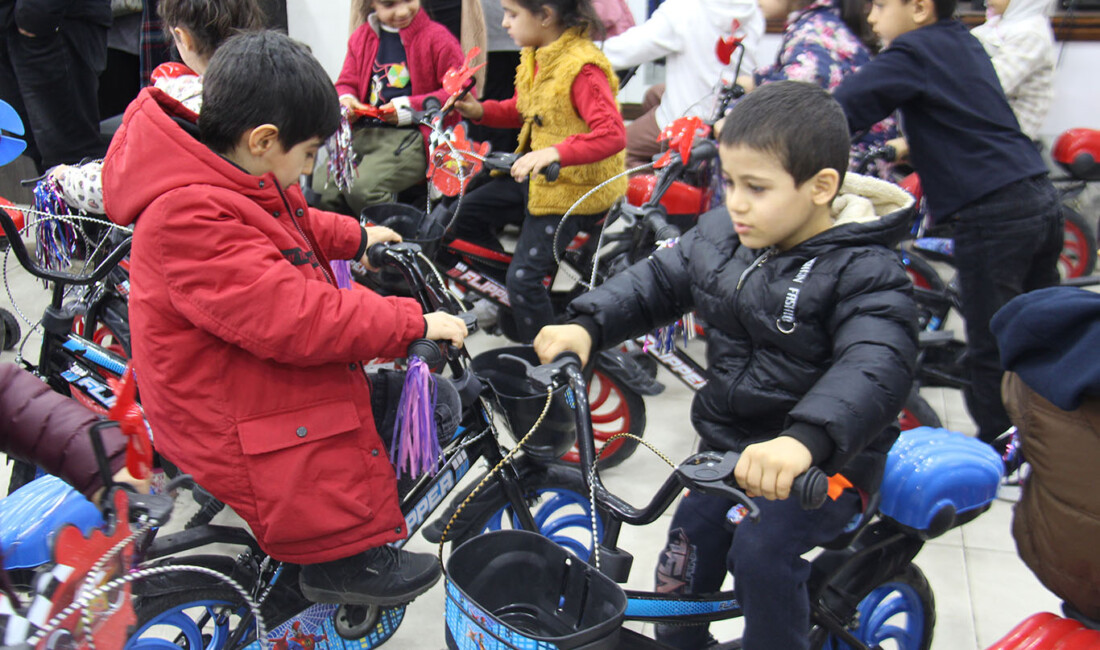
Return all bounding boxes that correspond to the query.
[754,0,897,175]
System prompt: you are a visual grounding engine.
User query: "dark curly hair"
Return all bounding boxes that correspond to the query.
[510,0,605,40]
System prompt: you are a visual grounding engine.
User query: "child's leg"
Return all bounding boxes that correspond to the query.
[505,212,599,342]
[652,490,735,649]
[344,127,427,215]
[625,84,665,169]
[449,176,526,250]
[730,491,861,650]
[950,176,1062,443]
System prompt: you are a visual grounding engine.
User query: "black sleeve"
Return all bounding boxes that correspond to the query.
[14,0,106,34]
[785,249,919,475]
[565,229,700,350]
[833,43,925,134]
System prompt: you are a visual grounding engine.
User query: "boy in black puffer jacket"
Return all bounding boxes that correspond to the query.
[535,81,919,650]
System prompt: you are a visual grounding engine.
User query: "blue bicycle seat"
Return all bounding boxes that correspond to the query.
[0,99,27,167]
[878,427,1003,539]
[0,474,104,570]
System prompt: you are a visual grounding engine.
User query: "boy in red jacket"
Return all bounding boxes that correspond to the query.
[102,31,468,606]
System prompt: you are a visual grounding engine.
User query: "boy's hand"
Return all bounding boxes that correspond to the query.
[445,93,483,121]
[340,96,369,123]
[512,148,560,183]
[92,466,153,506]
[534,324,592,366]
[424,311,469,348]
[734,436,813,501]
[886,137,909,163]
[359,225,403,271]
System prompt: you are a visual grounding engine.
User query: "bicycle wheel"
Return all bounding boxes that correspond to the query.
[817,564,935,650]
[559,367,647,469]
[1,308,19,351]
[1060,204,1097,279]
[449,463,606,562]
[898,387,941,431]
[896,250,948,332]
[127,586,254,650]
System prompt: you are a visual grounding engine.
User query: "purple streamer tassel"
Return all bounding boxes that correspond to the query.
[330,259,353,290]
[390,356,441,480]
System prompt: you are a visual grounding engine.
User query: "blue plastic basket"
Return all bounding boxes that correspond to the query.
[445,530,626,650]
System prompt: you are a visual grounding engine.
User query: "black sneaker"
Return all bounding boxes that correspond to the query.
[299,546,442,606]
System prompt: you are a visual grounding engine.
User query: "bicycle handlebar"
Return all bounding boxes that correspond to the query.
[483,152,560,182]
[0,204,132,286]
[530,353,828,524]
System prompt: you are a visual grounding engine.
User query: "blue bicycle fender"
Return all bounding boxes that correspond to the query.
[0,475,104,570]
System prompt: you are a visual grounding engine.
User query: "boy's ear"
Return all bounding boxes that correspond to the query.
[911,0,936,24]
[809,168,841,206]
[246,124,282,156]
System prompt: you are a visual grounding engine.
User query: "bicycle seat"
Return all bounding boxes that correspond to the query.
[0,475,104,570]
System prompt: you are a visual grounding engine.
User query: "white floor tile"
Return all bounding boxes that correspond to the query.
[966,547,1063,648]
[916,542,977,650]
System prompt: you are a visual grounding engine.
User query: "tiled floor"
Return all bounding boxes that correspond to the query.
[0,242,1066,649]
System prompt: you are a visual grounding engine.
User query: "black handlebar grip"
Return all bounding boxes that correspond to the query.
[366,243,389,269]
[692,139,719,161]
[407,338,445,370]
[543,162,560,182]
[791,467,828,510]
[422,96,443,113]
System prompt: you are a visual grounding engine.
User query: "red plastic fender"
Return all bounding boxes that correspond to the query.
[626,174,706,216]
[1051,128,1100,180]
[986,613,1100,650]
[150,61,196,81]
[0,195,23,231]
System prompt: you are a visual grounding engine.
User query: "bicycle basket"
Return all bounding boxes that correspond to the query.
[361,202,445,259]
[471,346,578,461]
[445,530,626,650]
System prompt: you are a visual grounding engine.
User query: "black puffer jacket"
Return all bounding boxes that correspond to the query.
[569,174,919,490]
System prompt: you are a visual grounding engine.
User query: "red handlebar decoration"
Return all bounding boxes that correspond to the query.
[443,47,487,98]
[716,19,743,65]
[352,104,397,120]
[654,116,711,169]
[428,123,489,197]
[107,365,152,479]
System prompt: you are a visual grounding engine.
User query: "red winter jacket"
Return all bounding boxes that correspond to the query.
[101,88,427,564]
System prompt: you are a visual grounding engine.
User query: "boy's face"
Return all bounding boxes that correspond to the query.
[719,144,835,252]
[266,136,324,188]
[868,0,923,47]
[373,0,420,29]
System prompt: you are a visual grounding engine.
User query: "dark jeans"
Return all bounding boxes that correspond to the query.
[0,21,108,172]
[368,369,462,448]
[949,175,1063,443]
[451,176,599,342]
[654,488,861,650]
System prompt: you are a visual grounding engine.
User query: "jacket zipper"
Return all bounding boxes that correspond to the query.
[736,248,776,291]
[277,182,337,287]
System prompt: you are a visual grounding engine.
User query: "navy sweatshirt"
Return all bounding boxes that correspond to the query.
[833,19,1047,219]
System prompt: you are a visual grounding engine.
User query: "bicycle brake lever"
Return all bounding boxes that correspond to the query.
[676,452,761,522]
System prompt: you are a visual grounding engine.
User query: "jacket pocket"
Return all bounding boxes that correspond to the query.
[236,400,375,547]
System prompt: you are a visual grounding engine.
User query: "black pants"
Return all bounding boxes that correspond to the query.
[0,21,108,172]
[451,176,599,342]
[949,175,1062,443]
[654,487,861,650]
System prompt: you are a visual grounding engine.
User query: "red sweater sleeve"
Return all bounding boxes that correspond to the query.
[478,95,523,129]
[555,65,626,167]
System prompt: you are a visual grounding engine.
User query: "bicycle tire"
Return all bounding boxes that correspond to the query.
[1060,203,1097,279]
[896,250,949,332]
[1,308,19,351]
[899,386,942,431]
[559,367,647,469]
[127,584,254,650]
[448,462,608,562]
[815,564,935,650]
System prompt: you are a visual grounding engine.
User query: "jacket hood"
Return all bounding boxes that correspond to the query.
[700,0,761,32]
[797,172,915,253]
[103,87,288,228]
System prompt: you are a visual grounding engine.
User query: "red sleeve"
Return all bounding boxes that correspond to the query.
[303,206,364,261]
[407,25,468,111]
[555,65,626,167]
[149,190,426,367]
[478,94,523,129]
[335,27,368,99]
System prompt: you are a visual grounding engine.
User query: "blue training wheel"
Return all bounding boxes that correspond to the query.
[479,485,604,562]
[822,565,935,650]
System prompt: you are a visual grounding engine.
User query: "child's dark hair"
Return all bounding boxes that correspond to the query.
[720,81,849,188]
[513,0,605,40]
[200,31,340,154]
[158,0,266,60]
[902,0,956,20]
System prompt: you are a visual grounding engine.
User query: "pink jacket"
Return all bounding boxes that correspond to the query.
[102,88,427,563]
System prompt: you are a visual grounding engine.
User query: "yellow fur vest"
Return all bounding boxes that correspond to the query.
[515,28,627,216]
